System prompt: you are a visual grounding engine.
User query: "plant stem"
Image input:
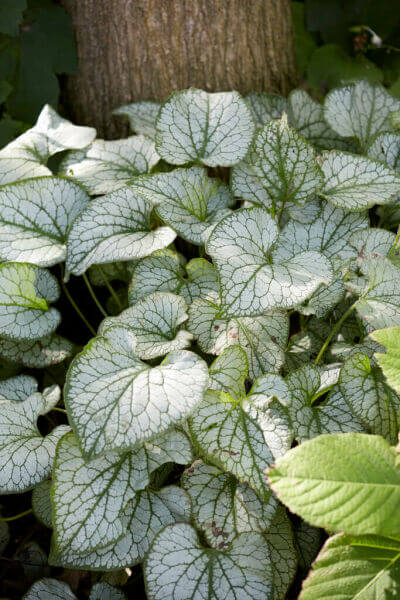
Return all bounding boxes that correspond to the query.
[314,302,357,365]
[96,265,122,310]
[83,273,108,318]
[60,276,96,336]
[52,407,67,414]
[0,509,33,522]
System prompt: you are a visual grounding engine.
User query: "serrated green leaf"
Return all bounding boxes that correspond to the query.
[319,151,400,210]
[0,177,89,267]
[324,80,400,150]
[100,292,192,359]
[187,297,288,379]
[207,207,333,317]
[231,115,323,214]
[144,522,273,600]
[155,89,255,167]
[66,189,175,277]
[300,533,400,600]
[130,167,234,245]
[60,136,159,195]
[50,485,191,571]
[0,333,73,367]
[268,433,400,537]
[128,255,218,306]
[65,326,209,458]
[339,352,400,443]
[0,263,60,341]
[209,346,248,400]
[113,101,160,139]
[32,480,52,528]
[0,387,69,493]
[371,327,400,395]
[0,374,37,402]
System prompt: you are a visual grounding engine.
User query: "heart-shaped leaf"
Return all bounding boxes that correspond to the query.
[0,333,73,368]
[113,101,160,139]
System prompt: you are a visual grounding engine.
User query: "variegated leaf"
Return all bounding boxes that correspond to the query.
[113,101,160,139]
[0,333,73,368]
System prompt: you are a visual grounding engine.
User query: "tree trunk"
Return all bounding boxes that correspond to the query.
[61,0,297,138]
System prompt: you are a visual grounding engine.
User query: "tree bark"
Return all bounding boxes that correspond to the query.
[61,0,297,138]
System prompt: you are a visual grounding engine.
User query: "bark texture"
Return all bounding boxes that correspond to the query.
[61,0,297,138]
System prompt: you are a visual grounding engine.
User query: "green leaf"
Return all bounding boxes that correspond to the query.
[144,522,273,600]
[268,433,400,537]
[0,0,26,36]
[339,352,400,443]
[0,385,69,493]
[65,326,209,458]
[66,189,175,277]
[32,480,52,528]
[207,207,333,317]
[60,136,159,195]
[324,80,400,151]
[130,167,234,245]
[0,177,89,267]
[0,263,60,341]
[371,327,400,395]
[0,333,73,368]
[300,533,400,600]
[155,89,255,167]
[319,151,400,211]
[231,115,324,214]
[51,485,191,571]
[113,101,160,139]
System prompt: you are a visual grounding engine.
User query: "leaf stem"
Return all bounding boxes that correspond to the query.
[60,275,96,336]
[96,265,122,310]
[0,509,33,522]
[314,302,357,365]
[52,407,67,414]
[83,273,108,318]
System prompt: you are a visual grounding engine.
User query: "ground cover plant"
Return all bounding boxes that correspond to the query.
[1,79,400,598]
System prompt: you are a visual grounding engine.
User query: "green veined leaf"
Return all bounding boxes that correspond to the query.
[66,188,176,277]
[209,346,248,400]
[100,292,192,359]
[231,115,323,214]
[32,480,52,528]
[245,92,288,126]
[60,136,159,195]
[319,151,400,210]
[339,352,400,443]
[65,326,209,458]
[33,104,96,153]
[113,101,160,139]
[50,485,191,571]
[371,327,400,395]
[23,578,77,600]
[207,207,333,317]
[293,520,322,571]
[189,390,275,502]
[0,374,37,402]
[268,433,400,537]
[300,533,400,600]
[354,257,400,329]
[128,254,218,306]
[0,263,60,341]
[324,80,400,151]
[350,228,397,264]
[368,131,400,172]
[89,583,127,600]
[187,296,289,379]
[0,386,69,493]
[155,89,255,167]
[89,261,135,287]
[130,167,234,245]
[144,522,273,600]
[0,333,73,368]
[267,506,298,600]
[0,177,89,267]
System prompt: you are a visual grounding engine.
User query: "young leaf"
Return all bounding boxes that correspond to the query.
[207,207,333,317]
[66,188,176,277]
[0,177,89,267]
[130,167,234,245]
[0,388,69,494]
[268,433,400,537]
[231,115,324,213]
[155,89,255,167]
[65,326,209,458]
[100,292,192,359]
[300,533,400,600]
[60,136,159,195]
[319,151,400,210]
[0,373,37,402]
[339,352,400,443]
[324,80,400,150]
[144,522,273,600]
[113,101,160,139]
[371,326,400,395]
[0,263,60,341]
[0,333,73,368]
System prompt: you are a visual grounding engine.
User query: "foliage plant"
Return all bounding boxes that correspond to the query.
[1,79,400,598]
